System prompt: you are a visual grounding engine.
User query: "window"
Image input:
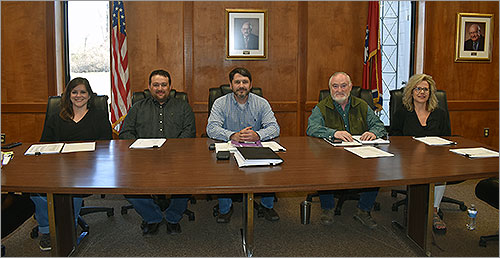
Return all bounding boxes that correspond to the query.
[379,1,414,125]
[67,1,110,98]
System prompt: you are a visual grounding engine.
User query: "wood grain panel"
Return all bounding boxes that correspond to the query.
[1,113,46,143]
[449,110,499,149]
[124,2,184,92]
[1,2,54,103]
[307,2,368,101]
[424,2,499,101]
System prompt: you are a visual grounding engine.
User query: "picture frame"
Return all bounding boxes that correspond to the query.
[226,9,267,60]
[455,13,494,62]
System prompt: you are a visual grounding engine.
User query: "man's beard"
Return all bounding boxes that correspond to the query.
[332,93,349,104]
[235,88,249,100]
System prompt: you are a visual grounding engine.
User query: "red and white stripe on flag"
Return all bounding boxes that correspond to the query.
[110,1,131,134]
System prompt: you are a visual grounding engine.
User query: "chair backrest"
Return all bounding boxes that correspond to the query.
[132,89,188,106]
[41,94,109,141]
[207,84,263,117]
[318,86,376,110]
[389,87,450,131]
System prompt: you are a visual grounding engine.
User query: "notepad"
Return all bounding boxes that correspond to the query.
[61,142,96,153]
[24,143,64,155]
[129,138,166,149]
[233,147,283,167]
[352,135,390,145]
[450,147,499,159]
[323,137,362,147]
[344,146,394,158]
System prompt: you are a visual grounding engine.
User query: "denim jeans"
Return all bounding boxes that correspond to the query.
[218,194,274,215]
[319,188,379,212]
[126,196,188,224]
[30,194,83,234]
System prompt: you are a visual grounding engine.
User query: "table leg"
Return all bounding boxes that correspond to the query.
[407,183,434,257]
[47,193,76,256]
[241,193,254,257]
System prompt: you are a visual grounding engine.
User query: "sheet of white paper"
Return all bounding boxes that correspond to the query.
[323,138,362,147]
[261,141,286,152]
[352,135,390,145]
[61,142,96,153]
[413,136,455,146]
[129,139,166,149]
[450,147,499,158]
[24,143,64,155]
[344,146,394,158]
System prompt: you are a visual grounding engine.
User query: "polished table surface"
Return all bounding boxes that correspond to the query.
[2,136,498,256]
[2,136,498,194]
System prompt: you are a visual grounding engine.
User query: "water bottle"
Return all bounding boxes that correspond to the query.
[300,201,311,224]
[466,204,477,230]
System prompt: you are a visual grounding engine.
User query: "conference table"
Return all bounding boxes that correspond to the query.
[2,136,498,256]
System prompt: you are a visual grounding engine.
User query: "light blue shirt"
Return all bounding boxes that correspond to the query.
[206,92,280,141]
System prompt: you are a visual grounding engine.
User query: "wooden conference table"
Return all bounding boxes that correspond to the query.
[2,136,498,256]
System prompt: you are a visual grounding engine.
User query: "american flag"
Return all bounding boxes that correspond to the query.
[111,1,131,134]
[362,1,383,111]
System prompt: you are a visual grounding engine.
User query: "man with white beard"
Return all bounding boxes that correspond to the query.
[306,71,386,228]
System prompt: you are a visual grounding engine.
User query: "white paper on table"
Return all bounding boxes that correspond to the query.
[352,135,390,145]
[261,141,286,152]
[450,147,499,159]
[323,137,362,147]
[129,139,166,149]
[61,142,96,153]
[24,143,64,155]
[413,136,456,146]
[344,146,394,158]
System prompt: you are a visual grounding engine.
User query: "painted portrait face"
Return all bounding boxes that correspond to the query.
[148,74,171,104]
[468,24,481,42]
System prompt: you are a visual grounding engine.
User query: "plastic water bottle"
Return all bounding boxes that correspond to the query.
[466,204,477,230]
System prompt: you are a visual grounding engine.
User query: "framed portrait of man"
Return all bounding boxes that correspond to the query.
[455,13,494,62]
[226,9,267,60]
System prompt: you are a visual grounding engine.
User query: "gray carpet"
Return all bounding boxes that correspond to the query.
[2,179,498,257]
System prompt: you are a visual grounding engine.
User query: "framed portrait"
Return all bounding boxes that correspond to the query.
[226,9,267,60]
[455,13,494,62]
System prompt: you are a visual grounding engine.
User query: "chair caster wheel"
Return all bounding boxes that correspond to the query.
[391,191,398,198]
[374,203,381,211]
[30,228,39,239]
[213,205,219,217]
[188,214,195,221]
[107,209,114,217]
[121,207,128,215]
[460,204,467,211]
[334,210,341,216]
[391,204,398,212]
[479,239,487,247]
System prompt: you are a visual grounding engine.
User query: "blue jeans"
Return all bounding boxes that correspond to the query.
[30,194,83,234]
[218,194,275,215]
[126,196,188,224]
[319,188,379,212]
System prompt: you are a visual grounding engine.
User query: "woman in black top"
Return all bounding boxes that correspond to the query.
[32,77,112,251]
[390,73,450,234]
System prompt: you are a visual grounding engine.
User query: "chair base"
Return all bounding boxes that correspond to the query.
[479,234,499,247]
[391,190,467,212]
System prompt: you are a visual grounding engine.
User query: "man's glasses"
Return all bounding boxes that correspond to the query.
[331,83,348,90]
[414,87,429,93]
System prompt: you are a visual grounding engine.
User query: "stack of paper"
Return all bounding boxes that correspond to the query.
[352,135,390,145]
[215,140,286,153]
[413,136,456,146]
[450,147,499,158]
[233,147,283,167]
[344,146,394,159]
[129,139,166,149]
[323,137,362,147]
[24,143,64,155]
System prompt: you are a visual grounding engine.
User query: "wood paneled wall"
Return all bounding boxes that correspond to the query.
[2,1,498,149]
[1,1,55,142]
[424,2,499,148]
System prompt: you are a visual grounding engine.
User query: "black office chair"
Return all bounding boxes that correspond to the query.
[120,89,196,221]
[33,94,115,244]
[304,87,381,216]
[132,88,188,106]
[475,178,499,247]
[388,87,467,214]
